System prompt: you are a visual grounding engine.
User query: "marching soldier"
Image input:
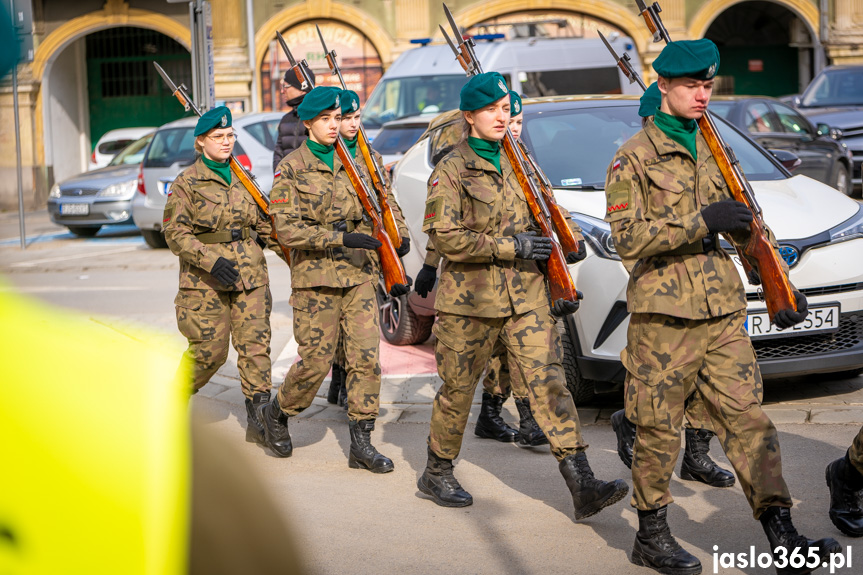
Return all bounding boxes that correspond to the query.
[605,40,839,574]
[259,86,410,473]
[418,71,628,517]
[163,106,281,444]
[826,426,863,537]
[610,82,735,489]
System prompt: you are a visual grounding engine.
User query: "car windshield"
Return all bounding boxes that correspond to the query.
[522,103,785,189]
[801,68,863,107]
[108,134,153,166]
[363,75,468,129]
[371,124,428,156]
[144,127,196,168]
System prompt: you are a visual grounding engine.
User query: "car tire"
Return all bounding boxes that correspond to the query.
[558,320,597,405]
[141,229,169,249]
[376,281,434,345]
[831,162,852,196]
[67,225,101,237]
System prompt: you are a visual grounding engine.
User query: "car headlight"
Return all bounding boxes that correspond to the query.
[570,212,620,261]
[49,183,61,199]
[828,203,863,245]
[97,180,137,198]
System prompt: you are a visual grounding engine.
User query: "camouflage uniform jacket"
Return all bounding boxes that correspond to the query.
[422,140,547,318]
[604,120,785,320]
[164,157,277,291]
[270,141,382,289]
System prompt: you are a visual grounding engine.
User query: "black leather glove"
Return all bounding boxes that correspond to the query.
[700,200,753,234]
[396,236,411,258]
[566,240,587,264]
[551,292,583,317]
[514,231,553,261]
[333,221,349,233]
[343,233,382,250]
[389,276,413,298]
[210,257,239,286]
[774,290,809,330]
[414,264,438,298]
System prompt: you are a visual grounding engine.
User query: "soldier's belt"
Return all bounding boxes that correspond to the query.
[663,233,720,256]
[195,227,258,244]
[318,220,360,232]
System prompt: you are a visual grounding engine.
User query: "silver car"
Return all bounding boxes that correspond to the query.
[47,133,153,237]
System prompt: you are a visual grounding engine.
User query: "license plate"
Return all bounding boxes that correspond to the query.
[747,304,840,339]
[60,203,89,215]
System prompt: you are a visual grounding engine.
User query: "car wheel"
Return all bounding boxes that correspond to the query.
[67,225,101,237]
[375,281,434,345]
[831,162,852,196]
[141,229,169,249]
[558,320,597,405]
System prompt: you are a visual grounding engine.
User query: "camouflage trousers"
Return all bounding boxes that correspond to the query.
[429,308,586,461]
[277,282,380,421]
[175,285,272,400]
[482,338,529,400]
[848,425,863,476]
[623,310,792,518]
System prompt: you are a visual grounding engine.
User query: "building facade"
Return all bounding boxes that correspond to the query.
[2,0,863,210]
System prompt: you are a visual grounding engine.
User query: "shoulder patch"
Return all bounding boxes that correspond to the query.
[424,197,443,224]
[163,205,174,224]
[606,180,631,216]
[274,169,281,178]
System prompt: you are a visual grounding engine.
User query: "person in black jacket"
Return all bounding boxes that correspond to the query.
[272,67,315,173]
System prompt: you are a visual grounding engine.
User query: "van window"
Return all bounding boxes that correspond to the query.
[519,67,621,97]
[364,75,468,129]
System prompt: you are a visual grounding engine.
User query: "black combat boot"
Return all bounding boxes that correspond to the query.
[474,392,518,442]
[825,450,863,537]
[417,447,473,507]
[514,398,548,447]
[679,428,735,487]
[258,398,293,458]
[326,363,345,404]
[611,409,636,469]
[559,451,629,520]
[244,391,270,444]
[759,506,842,575]
[348,419,394,473]
[630,506,702,575]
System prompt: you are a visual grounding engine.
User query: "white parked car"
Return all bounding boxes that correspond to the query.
[388,96,863,402]
[89,127,155,170]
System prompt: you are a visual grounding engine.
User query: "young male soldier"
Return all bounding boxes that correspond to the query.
[418,71,627,517]
[272,66,315,172]
[605,40,839,574]
[260,86,411,472]
[826,426,863,537]
[609,82,734,489]
[164,107,284,444]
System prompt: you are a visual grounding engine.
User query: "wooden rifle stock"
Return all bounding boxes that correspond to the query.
[356,134,402,248]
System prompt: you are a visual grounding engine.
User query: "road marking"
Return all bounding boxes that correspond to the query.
[10,246,140,267]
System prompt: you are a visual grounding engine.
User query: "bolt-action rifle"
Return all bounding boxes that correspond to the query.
[631,0,796,323]
[275,32,408,294]
[439,3,580,305]
[153,62,291,265]
[316,25,403,250]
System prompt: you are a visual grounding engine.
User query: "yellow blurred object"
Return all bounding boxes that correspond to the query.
[0,284,190,575]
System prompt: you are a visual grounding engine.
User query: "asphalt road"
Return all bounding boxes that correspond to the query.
[3,210,863,575]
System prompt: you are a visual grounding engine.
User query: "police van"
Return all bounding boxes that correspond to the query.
[363,33,642,139]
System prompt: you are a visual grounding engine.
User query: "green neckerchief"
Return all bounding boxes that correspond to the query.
[467,136,501,173]
[344,135,358,159]
[202,155,231,186]
[654,110,698,160]
[307,139,335,171]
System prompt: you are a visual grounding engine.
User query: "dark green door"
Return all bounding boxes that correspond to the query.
[86,27,192,150]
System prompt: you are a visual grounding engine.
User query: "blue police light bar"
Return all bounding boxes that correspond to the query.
[473,33,506,41]
[410,38,432,45]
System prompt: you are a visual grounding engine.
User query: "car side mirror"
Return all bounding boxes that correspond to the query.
[792,95,802,107]
[769,149,802,171]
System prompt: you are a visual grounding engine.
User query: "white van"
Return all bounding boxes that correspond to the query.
[363,34,642,138]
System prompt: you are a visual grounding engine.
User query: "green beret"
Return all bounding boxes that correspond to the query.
[509,90,523,117]
[652,39,720,80]
[340,90,360,115]
[194,106,232,137]
[639,82,661,118]
[459,71,510,112]
[297,86,342,121]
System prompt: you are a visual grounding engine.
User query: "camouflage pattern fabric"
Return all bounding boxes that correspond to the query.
[359,146,410,238]
[276,282,381,422]
[430,310,585,461]
[848,426,863,476]
[175,285,272,400]
[164,157,281,291]
[625,310,792,517]
[482,336,529,400]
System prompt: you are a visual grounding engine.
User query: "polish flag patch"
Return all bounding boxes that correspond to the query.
[274,170,282,178]
[432,177,439,187]
[612,159,621,171]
